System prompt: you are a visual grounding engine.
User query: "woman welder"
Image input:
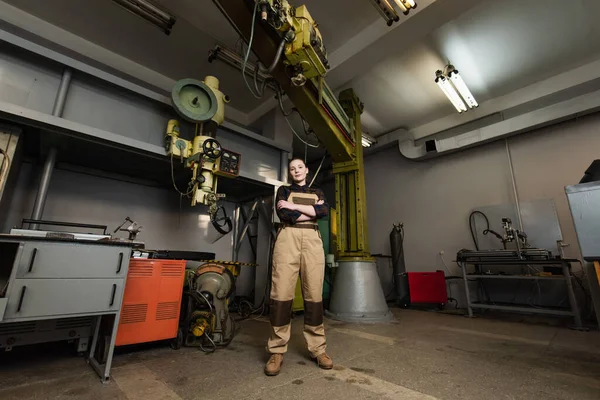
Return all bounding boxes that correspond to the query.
[264,158,333,376]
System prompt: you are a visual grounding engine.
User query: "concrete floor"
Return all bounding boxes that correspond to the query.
[0,309,599,400]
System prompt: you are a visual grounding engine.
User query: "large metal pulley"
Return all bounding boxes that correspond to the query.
[172,78,218,123]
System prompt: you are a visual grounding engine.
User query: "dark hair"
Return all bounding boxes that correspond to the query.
[288,158,306,167]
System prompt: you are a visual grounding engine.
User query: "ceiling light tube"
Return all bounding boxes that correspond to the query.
[448,70,478,109]
[361,133,377,148]
[380,0,401,22]
[403,0,417,8]
[111,0,176,35]
[436,75,467,113]
[393,0,408,14]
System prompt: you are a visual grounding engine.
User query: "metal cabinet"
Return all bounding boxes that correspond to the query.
[4,278,123,320]
[0,236,133,382]
[15,242,127,279]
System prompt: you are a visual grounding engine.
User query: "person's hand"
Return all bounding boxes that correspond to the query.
[317,200,324,205]
[277,200,295,211]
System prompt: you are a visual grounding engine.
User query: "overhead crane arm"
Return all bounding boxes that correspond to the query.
[212,0,372,260]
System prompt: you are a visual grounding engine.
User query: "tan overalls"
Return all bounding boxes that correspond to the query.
[267,191,326,357]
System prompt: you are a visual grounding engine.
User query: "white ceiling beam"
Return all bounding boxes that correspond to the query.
[410,57,600,140]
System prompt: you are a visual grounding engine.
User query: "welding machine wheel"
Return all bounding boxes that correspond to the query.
[170,328,184,350]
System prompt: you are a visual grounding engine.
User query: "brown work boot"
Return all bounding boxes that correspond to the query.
[264,354,284,376]
[314,353,333,369]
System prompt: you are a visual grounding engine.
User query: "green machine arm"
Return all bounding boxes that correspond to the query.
[213,0,372,261]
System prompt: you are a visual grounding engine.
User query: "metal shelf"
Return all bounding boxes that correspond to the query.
[457,253,582,328]
[469,303,575,317]
[466,274,565,280]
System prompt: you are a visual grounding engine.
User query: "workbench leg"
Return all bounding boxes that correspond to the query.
[98,313,121,383]
[87,316,101,362]
[460,262,474,318]
[563,263,583,329]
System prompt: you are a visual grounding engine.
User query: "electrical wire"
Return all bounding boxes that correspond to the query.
[274,83,320,149]
[284,111,320,148]
[276,85,295,117]
[170,154,193,197]
[309,154,326,187]
[242,1,264,99]
[199,333,217,353]
[439,253,453,276]
[468,210,505,250]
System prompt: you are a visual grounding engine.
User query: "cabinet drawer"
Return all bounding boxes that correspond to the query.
[16,242,129,279]
[3,279,123,320]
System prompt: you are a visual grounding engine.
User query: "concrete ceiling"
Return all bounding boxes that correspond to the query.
[2,0,600,157]
[351,0,600,136]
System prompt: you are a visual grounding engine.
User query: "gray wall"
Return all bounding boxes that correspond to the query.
[3,162,256,295]
[365,112,600,304]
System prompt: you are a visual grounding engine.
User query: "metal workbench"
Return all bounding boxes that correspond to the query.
[457,249,583,329]
[0,234,133,382]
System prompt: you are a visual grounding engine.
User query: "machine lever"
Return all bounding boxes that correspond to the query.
[110,284,117,307]
[116,253,123,274]
[17,286,27,312]
[27,248,37,273]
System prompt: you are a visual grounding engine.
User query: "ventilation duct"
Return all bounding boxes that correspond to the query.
[366,88,600,160]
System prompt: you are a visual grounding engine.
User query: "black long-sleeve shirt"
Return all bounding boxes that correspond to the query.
[276,183,329,224]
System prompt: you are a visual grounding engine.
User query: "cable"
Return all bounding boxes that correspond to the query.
[241,1,264,99]
[276,85,295,117]
[274,83,320,148]
[284,111,320,148]
[469,211,489,250]
[309,154,327,187]
[440,253,453,276]
[199,333,216,353]
[170,154,193,197]
[447,297,459,309]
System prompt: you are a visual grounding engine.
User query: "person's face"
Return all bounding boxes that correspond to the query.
[289,160,308,184]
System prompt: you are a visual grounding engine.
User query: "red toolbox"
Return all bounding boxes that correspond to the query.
[398,271,447,307]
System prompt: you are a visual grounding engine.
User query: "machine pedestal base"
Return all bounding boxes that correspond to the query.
[325,260,393,324]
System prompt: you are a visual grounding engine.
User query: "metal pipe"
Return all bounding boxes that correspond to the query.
[258,199,277,239]
[505,138,523,231]
[52,68,72,117]
[231,205,241,261]
[237,200,259,253]
[279,151,289,183]
[30,67,72,229]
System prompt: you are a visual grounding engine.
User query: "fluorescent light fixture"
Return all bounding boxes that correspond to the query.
[393,0,417,15]
[393,0,408,13]
[111,0,176,35]
[369,0,416,25]
[435,72,467,113]
[361,133,377,148]
[435,66,477,113]
[448,70,478,109]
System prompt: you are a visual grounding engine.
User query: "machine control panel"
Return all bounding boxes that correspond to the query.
[214,149,241,177]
